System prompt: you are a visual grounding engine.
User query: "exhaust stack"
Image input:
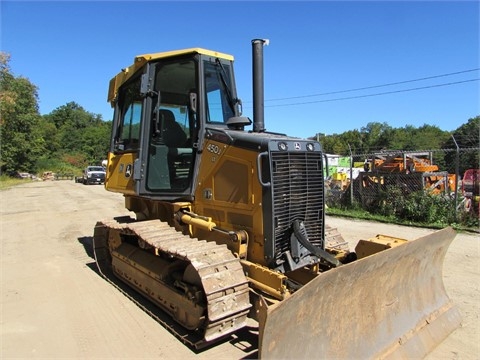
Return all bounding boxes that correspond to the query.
[252,39,269,133]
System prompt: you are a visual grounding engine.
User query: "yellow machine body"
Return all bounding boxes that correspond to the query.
[95,41,461,358]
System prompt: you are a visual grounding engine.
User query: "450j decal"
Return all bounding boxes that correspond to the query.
[207,143,222,155]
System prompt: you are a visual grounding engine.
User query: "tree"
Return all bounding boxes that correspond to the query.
[318,133,345,154]
[360,122,392,152]
[44,101,103,130]
[409,124,449,150]
[385,126,412,150]
[319,129,364,155]
[43,102,111,164]
[80,122,111,163]
[1,53,110,175]
[442,116,480,174]
[0,52,46,174]
[316,122,455,155]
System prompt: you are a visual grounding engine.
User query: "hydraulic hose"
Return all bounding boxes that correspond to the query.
[292,220,341,268]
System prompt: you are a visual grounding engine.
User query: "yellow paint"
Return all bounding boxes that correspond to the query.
[193,139,266,266]
[108,48,234,105]
[104,152,136,195]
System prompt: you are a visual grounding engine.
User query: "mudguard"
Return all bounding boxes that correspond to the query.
[259,227,461,359]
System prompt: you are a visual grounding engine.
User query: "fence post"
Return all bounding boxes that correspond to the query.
[451,135,460,221]
[348,143,353,206]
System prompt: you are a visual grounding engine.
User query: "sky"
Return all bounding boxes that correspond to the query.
[1,1,479,139]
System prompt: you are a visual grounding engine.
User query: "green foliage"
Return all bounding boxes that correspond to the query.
[398,191,455,225]
[61,153,88,168]
[43,101,112,164]
[442,116,480,174]
[1,53,46,174]
[35,156,81,176]
[374,185,406,218]
[339,185,461,227]
[455,208,480,229]
[0,174,32,190]
[317,119,479,179]
[1,52,111,175]
[328,187,479,230]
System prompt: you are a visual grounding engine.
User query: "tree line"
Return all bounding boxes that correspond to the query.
[1,52,478,176]
[1,53,111,175]
[315,117,479,175]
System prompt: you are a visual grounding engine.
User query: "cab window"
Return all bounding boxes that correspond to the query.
[117,75,143,150]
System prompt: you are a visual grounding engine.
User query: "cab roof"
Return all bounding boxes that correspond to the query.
[108,48,234,105]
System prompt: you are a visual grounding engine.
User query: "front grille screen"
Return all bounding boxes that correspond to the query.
[271,151,324,262]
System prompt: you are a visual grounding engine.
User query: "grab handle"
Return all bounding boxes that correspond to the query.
[256,152,271,187]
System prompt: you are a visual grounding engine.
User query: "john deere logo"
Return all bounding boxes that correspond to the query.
[125,164,132,178]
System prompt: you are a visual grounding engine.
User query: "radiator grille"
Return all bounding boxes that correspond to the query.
[271,152,324,261]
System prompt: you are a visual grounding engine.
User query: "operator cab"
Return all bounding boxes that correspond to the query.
[108,49,247,200]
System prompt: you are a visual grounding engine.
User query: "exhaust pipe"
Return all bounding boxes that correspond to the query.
[252,39,269,133]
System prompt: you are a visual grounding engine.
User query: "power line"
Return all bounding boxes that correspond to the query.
[263,78,479,108]
[265,68,480,102]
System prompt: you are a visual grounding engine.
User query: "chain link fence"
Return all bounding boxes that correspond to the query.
[324,148,479,224]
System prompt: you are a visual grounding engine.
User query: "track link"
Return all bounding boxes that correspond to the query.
[93,216,252,348]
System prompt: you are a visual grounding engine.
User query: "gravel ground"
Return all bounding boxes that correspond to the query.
[1,180,478,359]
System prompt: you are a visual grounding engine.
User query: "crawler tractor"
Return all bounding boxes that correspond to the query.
[94,39,461,358]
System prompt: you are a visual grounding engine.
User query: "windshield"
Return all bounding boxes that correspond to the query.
[88,167,105,172]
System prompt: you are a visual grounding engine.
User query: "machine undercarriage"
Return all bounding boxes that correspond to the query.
[94,217,252,345]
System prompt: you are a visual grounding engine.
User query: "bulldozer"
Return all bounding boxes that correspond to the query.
[93,39,461,359]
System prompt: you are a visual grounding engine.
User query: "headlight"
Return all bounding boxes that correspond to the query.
[278,142,288,151]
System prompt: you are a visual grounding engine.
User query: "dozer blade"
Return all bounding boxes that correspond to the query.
[259,227,461,359]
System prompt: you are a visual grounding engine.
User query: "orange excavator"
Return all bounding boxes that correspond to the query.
[363,152,456,194]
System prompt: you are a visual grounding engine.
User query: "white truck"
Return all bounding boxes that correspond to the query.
[82,166,106,185]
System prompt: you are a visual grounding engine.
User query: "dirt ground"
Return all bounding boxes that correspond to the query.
[1,180,478,359]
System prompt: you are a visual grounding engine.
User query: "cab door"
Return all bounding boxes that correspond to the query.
[105,76,143,195]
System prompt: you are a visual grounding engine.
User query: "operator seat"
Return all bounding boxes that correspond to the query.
[159,109,187,147]
[157,109,190,187]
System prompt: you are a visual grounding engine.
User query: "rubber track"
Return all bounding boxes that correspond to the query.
[93,216,251,348]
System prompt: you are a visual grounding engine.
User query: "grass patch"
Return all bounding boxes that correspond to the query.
[326,205,479,233]
[0,175,33,190]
